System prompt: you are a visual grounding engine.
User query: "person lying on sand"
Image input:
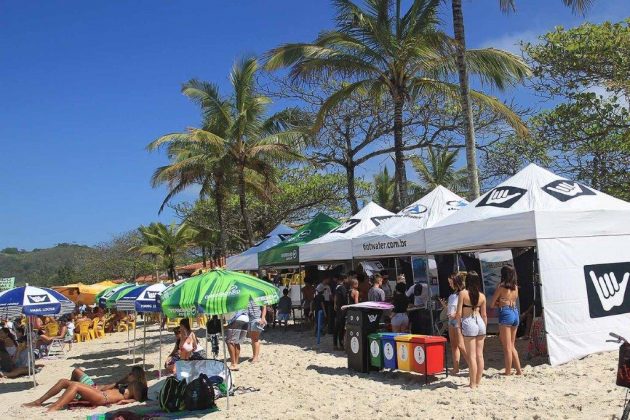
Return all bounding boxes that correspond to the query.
[23,366,147,411]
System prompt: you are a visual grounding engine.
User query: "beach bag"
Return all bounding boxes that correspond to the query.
[617,343,630,388]
[159,376,186,413]
[183,373,215,411]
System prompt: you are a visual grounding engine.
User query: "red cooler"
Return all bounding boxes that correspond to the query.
[408,335,447,383]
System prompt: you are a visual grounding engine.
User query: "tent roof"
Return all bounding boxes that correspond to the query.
[300,202,394,263]
[352,186,468,258]
[258,213,340,267]
[226,224,296,271]
[425,163,630,253]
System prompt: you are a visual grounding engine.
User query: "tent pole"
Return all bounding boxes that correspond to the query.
[158,313,162,379]
[394,258,399,278]
[425,256,435,336]
[221,315,229,410]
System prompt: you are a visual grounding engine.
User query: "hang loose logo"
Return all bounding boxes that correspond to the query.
[584,262,630,318]
[543,180,595,202]
[477,186,527,208]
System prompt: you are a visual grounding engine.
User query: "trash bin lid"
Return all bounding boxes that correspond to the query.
[380,332,406,339]
[368,333,382,340]
[407,335,447,344]
[394,334,416,343]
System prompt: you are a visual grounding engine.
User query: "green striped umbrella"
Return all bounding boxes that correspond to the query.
[160,269,280,318]
[101,283,136,309]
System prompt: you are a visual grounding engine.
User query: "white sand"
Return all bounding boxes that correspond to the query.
[0,322,624,419]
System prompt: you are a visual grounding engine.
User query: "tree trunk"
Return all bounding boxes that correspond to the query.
[214,182,228,258]
[201,245,207,268]
[346,163,359,214]
[344,119,359,214]
[237,165,255,247]
[392,92,408,211]
[452,0,481,199]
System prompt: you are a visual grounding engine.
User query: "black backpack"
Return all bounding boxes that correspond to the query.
[159,376,186,413]
[206,316,222,335]
[183,373,216,411]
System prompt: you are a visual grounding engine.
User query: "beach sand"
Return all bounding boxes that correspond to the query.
[0,321,624,419]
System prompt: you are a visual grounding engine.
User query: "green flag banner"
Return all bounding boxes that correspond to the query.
[257,213,340,267]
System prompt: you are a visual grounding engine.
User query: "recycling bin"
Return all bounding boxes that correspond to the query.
[368,333,384,369]
[380,332,405,369]
[394,335,416,372]
[408,335,447,375]
[346,307,383,373]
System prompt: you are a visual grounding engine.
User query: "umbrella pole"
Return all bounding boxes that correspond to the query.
[221,315,229,410]
[133,311,137,364]
[27,317,34,387]
[158,313,162,379]
[142,318,146,371]
[127,312,131,357]
[205,321,208,357]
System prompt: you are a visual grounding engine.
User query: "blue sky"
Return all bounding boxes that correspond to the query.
[0,0,627,250]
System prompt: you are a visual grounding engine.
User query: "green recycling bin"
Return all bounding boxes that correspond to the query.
[368,332,384,369]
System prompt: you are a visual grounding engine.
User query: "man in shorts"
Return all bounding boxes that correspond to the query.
[225,310,249,370]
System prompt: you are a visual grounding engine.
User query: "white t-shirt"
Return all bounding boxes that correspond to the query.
[447,293,459,318]
[406,283,428,308]
[322,285,332,302]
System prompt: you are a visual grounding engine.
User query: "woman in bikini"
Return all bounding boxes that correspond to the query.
[456,271,487,389]
[491,264,523,376]
[24,366,147,411]
[179,318,204,360]
[442,272,467,374]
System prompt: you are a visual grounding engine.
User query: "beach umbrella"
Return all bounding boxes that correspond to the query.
[0,285,75,386]
[160,269,280,409]
[115,283,167,371]
[101,283,136,309]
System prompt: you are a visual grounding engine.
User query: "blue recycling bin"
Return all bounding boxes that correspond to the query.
[381,332,405,369]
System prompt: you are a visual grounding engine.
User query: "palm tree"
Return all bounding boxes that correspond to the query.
[147,82,233,257]
[130,222,197,281]
[451,0,592,199]
[409,146,468,196]
[266,0,530,211]
[373,166,396,211]
[181,58,305,247]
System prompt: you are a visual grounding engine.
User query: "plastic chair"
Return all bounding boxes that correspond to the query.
[47,338,66,358]
[90,318,105,339]
[75,320,92,342]
[44,322,60,337]
[165,318,180,330]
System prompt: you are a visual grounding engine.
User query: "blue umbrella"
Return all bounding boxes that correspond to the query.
[0,285,75,386]
[115,283,167,370]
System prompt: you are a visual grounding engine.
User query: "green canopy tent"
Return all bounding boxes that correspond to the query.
[257,213,340,267]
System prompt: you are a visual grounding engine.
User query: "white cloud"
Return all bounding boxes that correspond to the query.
[480,29,541,55]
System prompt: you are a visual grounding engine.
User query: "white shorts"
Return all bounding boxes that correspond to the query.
[461,315,486,337]
[390,313,409,329]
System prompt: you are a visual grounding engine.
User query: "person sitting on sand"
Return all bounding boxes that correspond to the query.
[164,327,181,374]
[0,336,45,379]
[0,328,17,357]
[24,366,147,411]
[179,318,205,360]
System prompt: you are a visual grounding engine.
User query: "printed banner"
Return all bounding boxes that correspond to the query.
[479,250,514,327]
[0,277,15,291]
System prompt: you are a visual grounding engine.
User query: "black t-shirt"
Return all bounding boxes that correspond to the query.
[392,293,409,313]
[334,284,348,311]
[313,293,326,313]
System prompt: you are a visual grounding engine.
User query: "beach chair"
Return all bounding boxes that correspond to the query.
[165,318,180,330]
[75,320,92,342]
[47,337,66,358]
[89,318,105,339]
[44,321,60,337]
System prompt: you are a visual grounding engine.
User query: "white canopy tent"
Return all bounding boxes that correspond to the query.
[425,163,630,365]
[226,224,296,271]
[300,202,394,263]
[351,186,468,258]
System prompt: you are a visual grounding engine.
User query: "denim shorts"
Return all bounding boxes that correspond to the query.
[448,318,459,328]
[498,306,519,327]
[249,319,265,332]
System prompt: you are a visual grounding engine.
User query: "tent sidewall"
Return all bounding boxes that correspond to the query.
[538,235,630,366]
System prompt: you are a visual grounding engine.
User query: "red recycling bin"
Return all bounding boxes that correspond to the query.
[408,335,447,377]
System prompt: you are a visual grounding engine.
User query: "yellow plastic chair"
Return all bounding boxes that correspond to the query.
[89,318,105,339]
[75,320,92,342]
[165,318,180,330]
[44,322,60,337]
